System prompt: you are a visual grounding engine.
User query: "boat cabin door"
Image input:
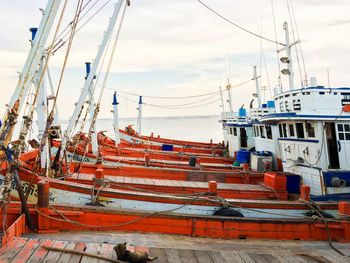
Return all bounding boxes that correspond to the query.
[240,128,247,148]
[325,122,340,169]
[336,123,350,169]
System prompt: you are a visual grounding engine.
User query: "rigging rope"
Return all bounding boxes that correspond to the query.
[107,78,254,99]
[53,0,113,54]
[197,0,286,46]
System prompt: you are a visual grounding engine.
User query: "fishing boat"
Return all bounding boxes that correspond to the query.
[0,0,349,254]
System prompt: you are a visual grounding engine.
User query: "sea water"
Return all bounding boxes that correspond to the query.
[90,115,223,143]
[18,115,223,143]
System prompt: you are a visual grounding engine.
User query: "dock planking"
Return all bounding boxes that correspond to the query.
[1,236,349,263]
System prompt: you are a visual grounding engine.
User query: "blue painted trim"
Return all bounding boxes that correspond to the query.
[310,193,350,201]
[274,87,350,97]
[278,138,319,143]
[139,96,143,104]
[281,160,322,170]
[112,92,118,105]
[225,124,252,128]
[250,120,277,126]
[323,171,350,187]
[261,113,350,120]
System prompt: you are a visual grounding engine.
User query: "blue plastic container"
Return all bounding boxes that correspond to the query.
[162,144,173,151]
[267,101,275,108]
[284,173,301,193]
[236,149,250,164]
[238,108,246,117]
[262,104,267,108]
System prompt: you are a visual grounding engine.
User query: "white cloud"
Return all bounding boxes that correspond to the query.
[0,0,349,119]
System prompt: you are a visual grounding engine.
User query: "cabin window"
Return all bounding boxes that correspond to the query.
[282,124,288,138]
[255,126,260,137]
[266,126,273,139]
[280,102,284,112]
[233,127,237,136]
[289,124,295,137]
[306,122,315,138]
[260,126,266,138]
[293,99,301,111]
[296,123,305,138]
[278,124,283,137]
[338,124,350,140]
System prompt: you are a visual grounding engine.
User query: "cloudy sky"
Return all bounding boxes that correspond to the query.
[0,0,350,120]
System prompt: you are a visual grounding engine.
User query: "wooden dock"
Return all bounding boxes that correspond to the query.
[1,231,349,262]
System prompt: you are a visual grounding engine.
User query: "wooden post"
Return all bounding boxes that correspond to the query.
[14,171,34,230]
[37,179,50,231]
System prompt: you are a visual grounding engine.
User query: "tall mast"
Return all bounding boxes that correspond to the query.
[0,0,62,144]
[112,92,120,145]
[227,81,233,113]
[253,66,261,108]
[85,62,98,155]
[136,96,142,135]
[278,22,299,91]
[60,0,124,157]
[219,86,225,112]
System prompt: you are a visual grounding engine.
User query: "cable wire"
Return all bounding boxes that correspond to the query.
[197,0,286,46]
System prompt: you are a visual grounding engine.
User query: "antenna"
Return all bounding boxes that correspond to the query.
[327,68,331,89]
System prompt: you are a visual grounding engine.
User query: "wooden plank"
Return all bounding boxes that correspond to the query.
[81,242,99,263]
[42,240,68,263]
[248,253,281,263]
[0,237,28,262]
[149,247,168,263]
[57,242,78,263]
[178,249,197,263]
[238,253,256,263]
[271,253,295,263]
[193,250,212,263]
[219,251,244,263]
[207,251,228,263]
[98,244,115,263]
[11,239,40,263]
[164,248,182,263]
[68,242,86,263]
[26,239,54,263]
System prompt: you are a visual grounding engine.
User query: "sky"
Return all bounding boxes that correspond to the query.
[0,0,350,120]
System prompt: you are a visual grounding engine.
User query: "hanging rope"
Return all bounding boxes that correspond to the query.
[197,0,286,46]
[75,1,128,174]
[53,0,113,54]
[107,78,254,99]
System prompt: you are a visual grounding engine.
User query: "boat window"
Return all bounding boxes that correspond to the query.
[302,92,310,95]
[282,124,288,138]
[306,122,315,138]
[319,92,325,95]
[255,126,260,137]
[338,124,350,140]
[293,99,301,111]
[296,123,305,138]
[260,126,266,138]
[278,124,283,137]
[280,102,284,112]
[233,127,237,136]
[289,124,295,137]
[266,126,273,139]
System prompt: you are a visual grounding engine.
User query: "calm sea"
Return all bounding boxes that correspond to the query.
[15,115,224,143]
[93,115,224,143]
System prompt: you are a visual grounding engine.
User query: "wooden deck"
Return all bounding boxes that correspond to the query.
[1,231,349,262]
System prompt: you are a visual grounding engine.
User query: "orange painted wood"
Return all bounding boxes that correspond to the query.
[0,237,28,262]
[26,239,54,262]
[11,239,41,263]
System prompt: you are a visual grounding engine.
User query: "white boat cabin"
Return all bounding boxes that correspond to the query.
[261,86,350,198]
[250,104,281,170]
[219,110,254,157]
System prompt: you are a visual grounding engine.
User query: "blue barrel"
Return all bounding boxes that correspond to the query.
[283,173,301,193]
[236,149,250,164]
[238,108,246,117]
[162,144,173,151]
[267,101,275,108]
